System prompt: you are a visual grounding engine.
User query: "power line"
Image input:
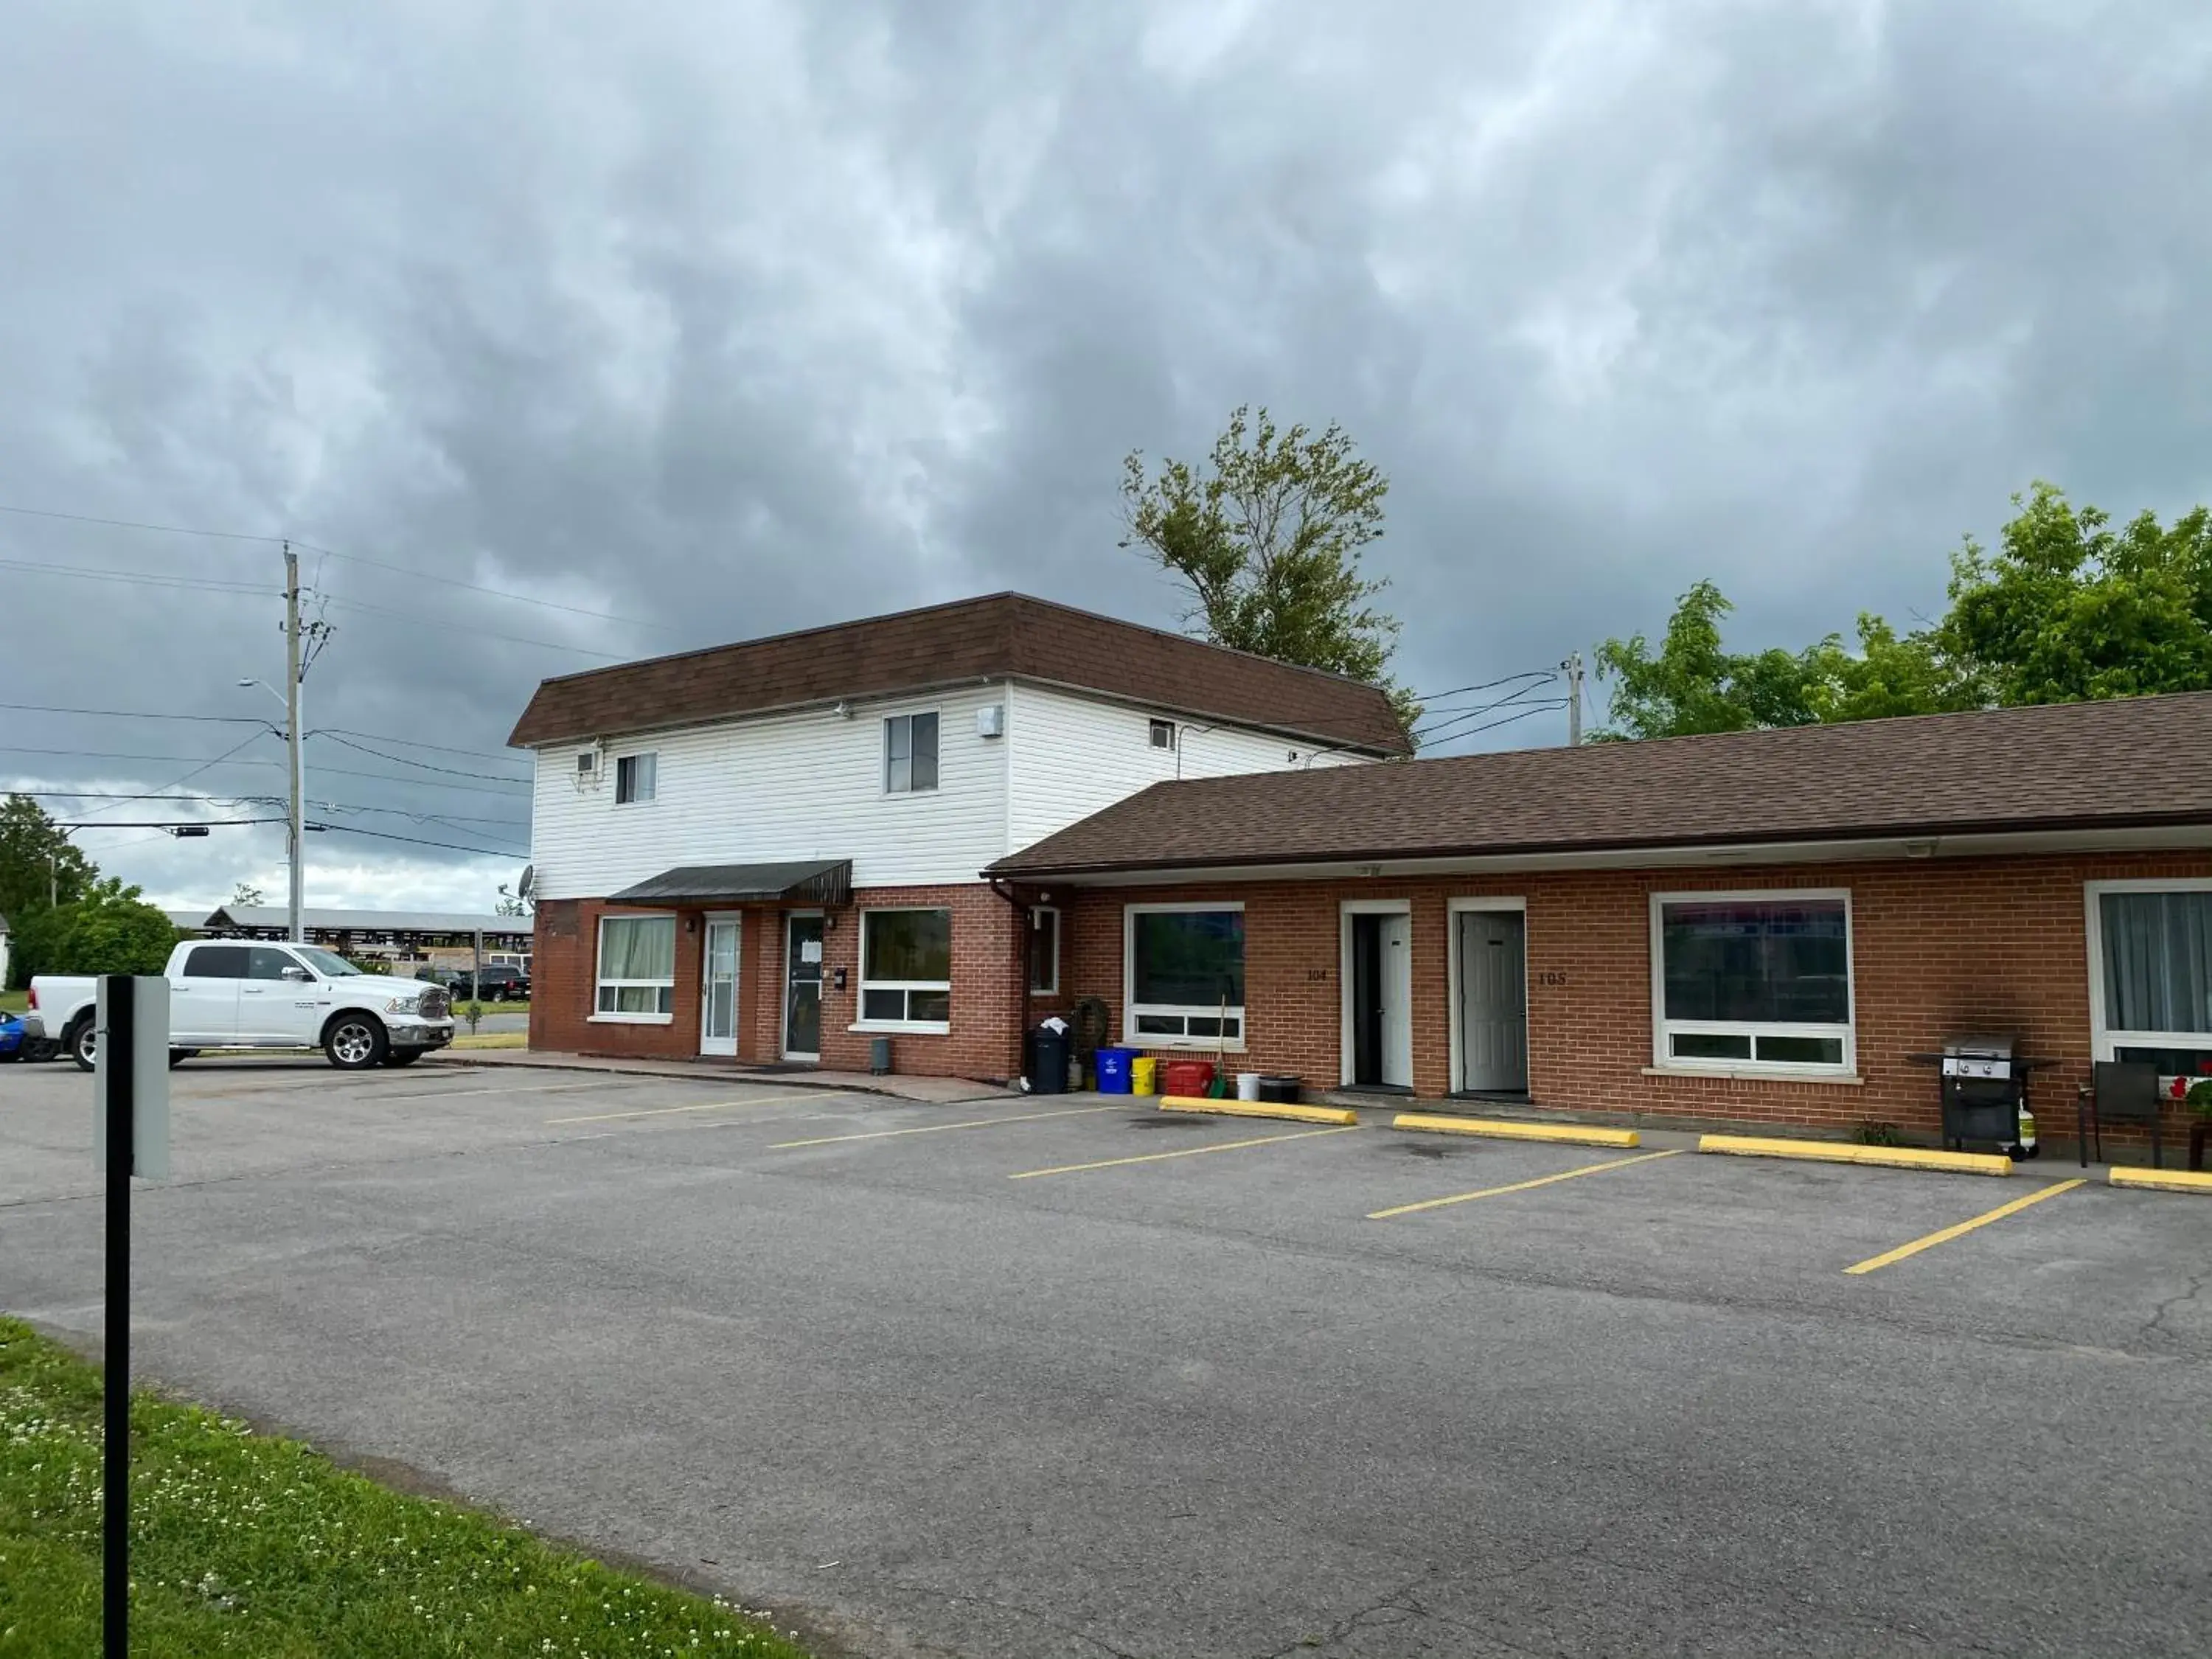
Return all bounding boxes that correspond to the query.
[66,730,282,825]
[317,594,629,660]
[309,730,530,782]
[306,821,528,860]
[4,751,529,798]
[51,818,284,830]
[0,555,273,596]
[0,744,279,765]
[0,498,675,633]
[1418,700,1570,748]
[1411,682,1567,740]
[1407,670,1558,702]
[0,701,271,726]
[317,727,523,763]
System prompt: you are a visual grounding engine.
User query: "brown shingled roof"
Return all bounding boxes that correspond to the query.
[990,692,2212,876]
[507,592,1409,755]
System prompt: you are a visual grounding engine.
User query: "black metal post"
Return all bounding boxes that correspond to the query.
[103,975,133,1659]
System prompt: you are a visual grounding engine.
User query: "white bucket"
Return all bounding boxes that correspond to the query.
[1236,1072,1262,1101]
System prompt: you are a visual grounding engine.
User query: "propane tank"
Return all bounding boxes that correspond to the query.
[2013,1101,2039,1161]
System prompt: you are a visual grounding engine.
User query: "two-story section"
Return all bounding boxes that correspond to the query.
[507,592,1408,1078]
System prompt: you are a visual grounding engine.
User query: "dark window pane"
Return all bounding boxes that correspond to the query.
[183,945,251,978]
[246,947,302,981]
[1134,1012,1183,1034]
[910,712,939,791]
[1186,1016,1221,1037]
[908,989,950,1023]
[2102,891,2212,1034]
[862,987,905,1021]
[1029,910,1058,992]
[2115,1045,2212,1074]
[1662,900,1848,1024]
[866,910,950,981]
[1672,1031,1753,1060]
[1755,1034,1845,1065]
[1132,911,1245,1007]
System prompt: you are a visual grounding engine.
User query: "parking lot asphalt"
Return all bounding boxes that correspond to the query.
[3,1060,2208,1659]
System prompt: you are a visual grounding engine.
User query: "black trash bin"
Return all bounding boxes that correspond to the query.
[1027,1026,1070,1095]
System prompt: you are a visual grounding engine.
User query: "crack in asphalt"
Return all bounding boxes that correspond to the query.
[2143,1270,2206,1345]
[886,1582,1149,1659]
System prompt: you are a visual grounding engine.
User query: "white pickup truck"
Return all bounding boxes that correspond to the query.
[30,940,456,1072]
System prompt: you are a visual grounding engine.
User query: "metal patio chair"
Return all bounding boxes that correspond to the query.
[2077,1060,2165,1169]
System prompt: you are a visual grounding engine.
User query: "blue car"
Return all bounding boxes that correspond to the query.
[0,1008,54,1063]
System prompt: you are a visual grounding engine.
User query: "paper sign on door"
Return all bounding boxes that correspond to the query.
[801,939,823,964]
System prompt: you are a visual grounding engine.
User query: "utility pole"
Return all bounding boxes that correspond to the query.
[1562,650,1585,746]
[284,543,305,945]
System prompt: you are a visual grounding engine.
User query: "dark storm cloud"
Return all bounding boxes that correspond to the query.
[2,0,2208,903]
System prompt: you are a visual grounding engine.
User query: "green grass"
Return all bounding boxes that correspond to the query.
[0,991,26,1015]
[0,1318,811,1659]
[452,1000,530,1019]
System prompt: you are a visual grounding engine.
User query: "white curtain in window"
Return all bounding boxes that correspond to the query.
[601,916,675,981]
[2103,891,2212,1034]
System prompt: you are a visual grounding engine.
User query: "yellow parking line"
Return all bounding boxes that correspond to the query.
[1368,1149,1682,1220]
[1843,1179,2087,1275]
[1010,1125,1360,1180]
[771,1104,1121,1150]
[548,1091,826,1125]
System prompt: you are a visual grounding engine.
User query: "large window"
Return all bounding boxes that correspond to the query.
[1651,891,1853,1073]
[596,914,676,1018]
[2091,883,2212,1074]
[884,712,939,794]
[615,751,657,804]
[860,908,951,1027]
[1126,904,1245,1046]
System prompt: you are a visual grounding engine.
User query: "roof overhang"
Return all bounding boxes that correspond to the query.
[607,859,855,908]
[988,823,2212,888]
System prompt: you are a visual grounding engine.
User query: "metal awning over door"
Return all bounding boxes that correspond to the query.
[606,860,852,907]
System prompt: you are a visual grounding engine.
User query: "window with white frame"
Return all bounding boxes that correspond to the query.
[1652,891,1853,1072]
[1126,904,1245,1045]
[2090,882,2212,1077]
[860,908,951,1026]
[596,914,676,1018]
[884,712,939,793]
[1149,718,1176,750]
[1029,906,1060,995]
[614,751,657,804]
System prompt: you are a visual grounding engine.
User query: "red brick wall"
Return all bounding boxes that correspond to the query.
[532,883,1025,1081]
[1062,850,2212,1144]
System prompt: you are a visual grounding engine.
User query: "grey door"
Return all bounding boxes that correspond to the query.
[784,914,823,1060]
[1458,910,1528,1093]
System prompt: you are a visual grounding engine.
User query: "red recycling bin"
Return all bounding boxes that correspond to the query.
[1161,1059,1217,1097]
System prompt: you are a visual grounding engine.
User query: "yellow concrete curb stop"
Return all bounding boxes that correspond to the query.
[2109,1166,2212,1194]
[1393,1112,1640,1149]
[1698,1133,2013,1177]
[1158,1095,1359,1127]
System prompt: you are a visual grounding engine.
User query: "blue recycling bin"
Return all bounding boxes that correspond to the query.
[1095,1046,1137,1094]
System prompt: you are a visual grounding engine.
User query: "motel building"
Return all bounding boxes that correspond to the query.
[512,594,2212,1150]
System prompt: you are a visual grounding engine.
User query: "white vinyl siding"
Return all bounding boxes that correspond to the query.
[529,689,1012,900]
[1005,684,1378,853]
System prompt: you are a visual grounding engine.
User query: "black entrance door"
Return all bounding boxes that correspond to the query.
[785,914,824,1059]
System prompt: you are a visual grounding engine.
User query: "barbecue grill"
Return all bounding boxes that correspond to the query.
[1907,1034,2054,1157]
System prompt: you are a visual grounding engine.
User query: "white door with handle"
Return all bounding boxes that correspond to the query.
[1379,913,1413,1089]
[1458,909,1529,1093]
[240,945,326,1046]
[168,942,247,1043]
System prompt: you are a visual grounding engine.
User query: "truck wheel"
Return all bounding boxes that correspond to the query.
[69,1018,97,1073]
[324,1014,388,1071]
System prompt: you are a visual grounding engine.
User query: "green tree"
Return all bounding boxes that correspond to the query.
[25,879,180,980]
[232,881,265,906]
[1940,482,2212,705]
[1121,406,1419,738]
[0,795,96,923]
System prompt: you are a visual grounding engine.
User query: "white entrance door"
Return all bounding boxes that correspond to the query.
[1378,913,1413,1089]
[1458,909,1528,1092]
[700,917,742,1057]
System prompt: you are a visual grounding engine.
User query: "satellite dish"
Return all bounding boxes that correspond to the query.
[518,864,535,900]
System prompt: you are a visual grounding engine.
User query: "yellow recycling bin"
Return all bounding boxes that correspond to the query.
[1131,1056,1159,1096]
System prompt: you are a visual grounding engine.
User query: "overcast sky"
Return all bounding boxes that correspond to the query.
[4,0,2209,913]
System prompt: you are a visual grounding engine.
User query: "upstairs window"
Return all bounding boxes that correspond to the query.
[885,712,939,794]
[1150,718,1177,750]
[614,751,657,804]
[1652,891,1853,1072]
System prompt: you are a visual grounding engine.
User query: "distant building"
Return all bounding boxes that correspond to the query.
[192,906,534,975]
